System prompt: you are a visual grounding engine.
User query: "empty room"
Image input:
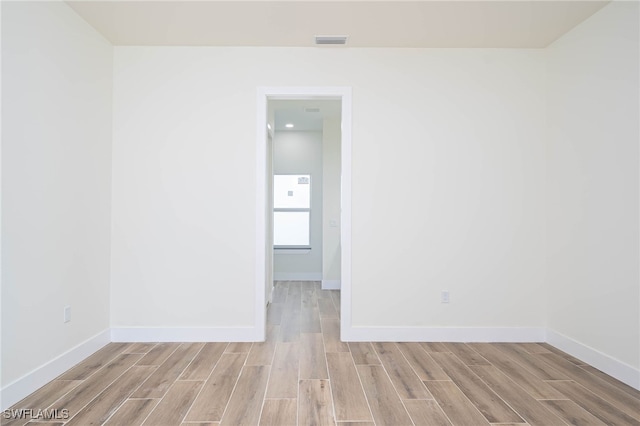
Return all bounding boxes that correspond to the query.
[1,0,639,425]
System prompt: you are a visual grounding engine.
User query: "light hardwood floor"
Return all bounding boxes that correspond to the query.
[4,281,640,426]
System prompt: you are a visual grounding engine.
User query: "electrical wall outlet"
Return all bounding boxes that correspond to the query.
[64,306,71,323]
[441,291,450,304]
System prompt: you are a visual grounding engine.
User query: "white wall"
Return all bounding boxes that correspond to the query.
[1,0,113,397]
[273,131,323,280]
[112,47,546,334]
[322,118,341,285]
[546,1,640,379]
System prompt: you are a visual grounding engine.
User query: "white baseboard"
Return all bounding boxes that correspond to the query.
[1,329,110,410]
[341,326,546,343]
[546,329,640,390]
[110,327,261,342]
[273,272,322,281]
[322,280,341,290]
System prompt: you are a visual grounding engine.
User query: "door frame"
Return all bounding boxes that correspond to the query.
[255,86,352,341]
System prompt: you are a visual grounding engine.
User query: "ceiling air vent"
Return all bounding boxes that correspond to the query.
[315,35,348,45]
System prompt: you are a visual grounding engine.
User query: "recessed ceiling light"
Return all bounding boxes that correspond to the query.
[285,123,294,128]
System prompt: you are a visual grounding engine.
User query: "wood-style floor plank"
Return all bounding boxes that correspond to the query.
[403,399,452,426]
[279,313,301,343]
[494,343,568,381]
[224,342,252,353]
[356,365,413,425]
[219,366,270,426]
[443,343,490,366]
[267,302,285,325]
[179,342,227,381]
[430,352,523,424]
[300,307,322,333]
[425,380,490,425]
[537,353,640,420]
[301,282,318,309]
[540,399,608,426]
[122,343,157,354]
[547,380,639,426]
[469,365,565,426]
[266,342,300,399]
[137,343,180,366]
[298,380,335,426]
[58,343,128,380]
[184,353,247,422]
[132,343,203,398]
[326,352,373,422]
[142,381,203,426]
[349,343,381,366]
[246,325,279,365]
[468,343,565,400]
[260,399,297,426]
[103,399,159,426]
[396,343,449,381]
[373,342,432,399]
[321,318,349,353]
[420,342,450,353]
[577,364,640,400]
[299,333,329,380]
[49,353,143,418]
[540,343,586,365]
[517,343,552,354]
[66,366,156,426]
[318,298,338,319]
[3,381,82,426]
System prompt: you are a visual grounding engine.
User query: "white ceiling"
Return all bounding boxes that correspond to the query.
[66,0,610,48]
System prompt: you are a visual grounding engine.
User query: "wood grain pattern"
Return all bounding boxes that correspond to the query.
[142,381,203,426]
[184,353,247,422]
[425,380,490,425]
[299,333,329,379]
[50,354,143,417]
[179,342,227,381]
[132,343,203,398]
[494,343,568,381]
[444,343,490,366]
[321,318,349,353]
[541,399,608,426]
[373,342,432,399]
[356,365,413,425]
[266,342,300,398]
[298,380,335,426]
[260,399,297,426]
[469,365,565,425]
[9,282,640,426]
[66,366,156,426]
[326,352,373,422]
[537,353,640,420]
[58,343,129,380]
[219,366,270,426]
[137,343,180,366]
[396,343,449,381]
[103,399,159,426]
[468,343,565,399]
[403,399,452,426]
[349,342,381,366]
[430,352,523,424]
[246,325,279,365]
[547,380,639,426]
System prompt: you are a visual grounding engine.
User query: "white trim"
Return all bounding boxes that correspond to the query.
[322,280,341,290]
[341,326,546,343]
[110,327,260,342]
[0,329,110,410]
[547,329,640,390]
[257,86,353,340]
[273,272,322,281]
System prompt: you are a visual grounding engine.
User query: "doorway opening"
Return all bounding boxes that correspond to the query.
[255,87,352,342]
